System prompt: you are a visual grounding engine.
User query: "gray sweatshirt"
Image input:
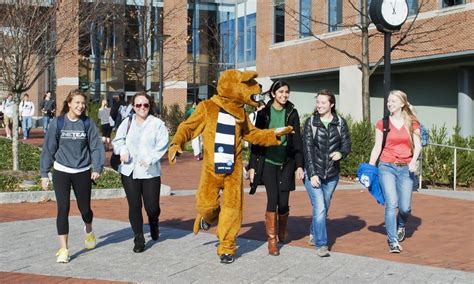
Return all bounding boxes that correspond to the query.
[40,116,105,177]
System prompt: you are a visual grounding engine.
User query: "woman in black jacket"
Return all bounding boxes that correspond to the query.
[303,89,351,257]
[248,80,304,256]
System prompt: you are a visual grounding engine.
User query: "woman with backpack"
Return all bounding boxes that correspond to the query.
[248,80,304,256]
[302,89,351,257]
[368,90,421,253]
[112,92,169,253]
[40,89,105,263]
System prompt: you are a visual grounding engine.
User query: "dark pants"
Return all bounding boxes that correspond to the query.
[121,174,161,235]
[262,162,290,214]
[53,169,93,235]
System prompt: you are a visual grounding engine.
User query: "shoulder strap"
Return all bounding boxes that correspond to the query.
[56,115,65,142]
[381,116,390,151]
[80,116,91,134]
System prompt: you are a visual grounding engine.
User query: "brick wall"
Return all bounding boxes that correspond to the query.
[257,1,474,78]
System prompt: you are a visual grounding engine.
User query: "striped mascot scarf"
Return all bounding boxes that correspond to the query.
[214,109,236,174]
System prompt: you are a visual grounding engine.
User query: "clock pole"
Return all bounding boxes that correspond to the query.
[383,32,391,117]
[369,0,409,118]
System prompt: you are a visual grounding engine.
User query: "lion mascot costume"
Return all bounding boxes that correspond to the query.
[168,69,292,264]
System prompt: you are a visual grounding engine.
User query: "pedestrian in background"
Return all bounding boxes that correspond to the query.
[368,90,421,253]
[248,80,304,256]
[303,89,351,257]
[40,89,105,263]
[112,92,169,253]
[186,100,202,160]
[41,91,56,133]
[98,99,112,150]
[19,94,35,140]
[2,93,14,139]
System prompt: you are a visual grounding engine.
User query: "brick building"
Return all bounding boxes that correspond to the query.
[1,0,472,136]
[255,0,473,136]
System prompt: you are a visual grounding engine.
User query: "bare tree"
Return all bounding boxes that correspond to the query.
[0,0,104,170]
[285,0,461,121]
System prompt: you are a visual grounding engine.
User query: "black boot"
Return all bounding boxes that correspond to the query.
[133,233,145,253]
[150,222,159,241]
[220,254,235,264]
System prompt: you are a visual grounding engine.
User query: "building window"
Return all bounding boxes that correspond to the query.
[245,13,256,62]
[300,0,312,37]
[274,0,285,43]
[328,0,342,32]
[407,0,418,15]
[442,0,464,8]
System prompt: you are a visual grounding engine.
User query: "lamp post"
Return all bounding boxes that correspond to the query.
[158,34,170,115]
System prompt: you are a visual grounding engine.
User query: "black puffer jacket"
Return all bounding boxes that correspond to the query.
[249,100,304,192]
[303,113,351,180]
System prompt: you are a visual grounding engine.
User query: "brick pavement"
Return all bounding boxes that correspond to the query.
[2,128,474,282]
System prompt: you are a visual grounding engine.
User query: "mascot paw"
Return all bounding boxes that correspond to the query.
[168,144,183,165]
[274,126,293,136]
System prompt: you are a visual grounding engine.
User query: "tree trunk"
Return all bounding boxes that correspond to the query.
[12,93,21,171]
[361,0,371,122]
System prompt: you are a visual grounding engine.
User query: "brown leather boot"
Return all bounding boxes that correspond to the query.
[265,212,279,256]
[278,212,289,243]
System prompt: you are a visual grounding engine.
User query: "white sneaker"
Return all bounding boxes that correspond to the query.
[84,227,96,250]
[56,248,70,263]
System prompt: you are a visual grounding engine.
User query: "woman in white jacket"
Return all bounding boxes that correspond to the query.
[112,92,169,253]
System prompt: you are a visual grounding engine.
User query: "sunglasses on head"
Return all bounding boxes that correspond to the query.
[134,103,150,109]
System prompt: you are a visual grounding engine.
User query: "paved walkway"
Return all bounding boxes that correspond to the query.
[1,128,474,282]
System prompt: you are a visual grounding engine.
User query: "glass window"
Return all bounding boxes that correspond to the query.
[274,0,285,43]
[219,12,235,66]
[237,17,245,62]
[442,0,464,8]
[245,13,256,62]
[328,0,342,32]
[300,0,312,36]
[407,0,418,15]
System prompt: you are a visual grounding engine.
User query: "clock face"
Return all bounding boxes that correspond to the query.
[381,0,409,27]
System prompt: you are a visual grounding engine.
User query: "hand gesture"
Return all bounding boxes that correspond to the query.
[168,144,183,165]
[310,175,321,188]
[41,177,49,190]
[329,151,342,161]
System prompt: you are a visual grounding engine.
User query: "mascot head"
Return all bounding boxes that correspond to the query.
[216,69,261,108]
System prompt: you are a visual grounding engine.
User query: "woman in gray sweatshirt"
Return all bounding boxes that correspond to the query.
[40,89,105,263]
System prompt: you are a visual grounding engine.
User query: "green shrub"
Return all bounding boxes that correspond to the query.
[92,168,122,189]
[422,126,473,187]
[340,118,374,178]
[0,137,41,171]
[0,174,22,192]
[87,100,101,128]
[162,103,186,136]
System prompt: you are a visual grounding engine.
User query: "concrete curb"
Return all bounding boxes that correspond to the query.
[0,184,171,204]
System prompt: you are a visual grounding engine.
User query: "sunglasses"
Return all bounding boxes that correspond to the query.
[134,103,150,109]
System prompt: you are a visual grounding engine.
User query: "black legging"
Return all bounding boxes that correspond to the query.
[121,174,161,235]
[53,169,93,235]
[262,162,290,214]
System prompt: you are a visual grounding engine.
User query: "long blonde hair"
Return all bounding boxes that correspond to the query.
[389,90,419,146]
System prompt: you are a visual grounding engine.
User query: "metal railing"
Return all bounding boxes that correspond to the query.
[419,143,474,191]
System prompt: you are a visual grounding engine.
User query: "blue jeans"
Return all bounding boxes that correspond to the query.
[304,173,339,248]
[43,116,51,133]
[378,162,414,244]
[21,116,32,138]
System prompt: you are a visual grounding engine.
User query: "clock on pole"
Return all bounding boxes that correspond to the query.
[369,0,409,116]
